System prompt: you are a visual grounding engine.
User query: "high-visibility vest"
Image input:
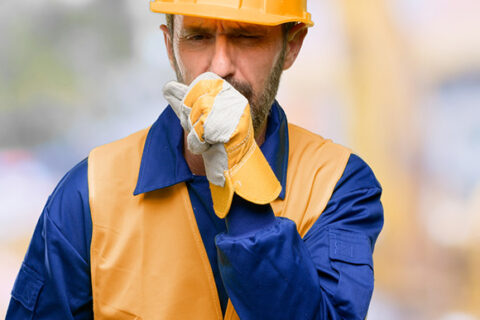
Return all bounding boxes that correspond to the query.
[88,123,350,319]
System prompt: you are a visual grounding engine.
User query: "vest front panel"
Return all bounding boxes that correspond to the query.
[89,130,223,319]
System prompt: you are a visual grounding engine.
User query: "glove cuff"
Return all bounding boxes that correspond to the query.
[210,144,281,218]
[210,174,235,219]
[231,144,281,203]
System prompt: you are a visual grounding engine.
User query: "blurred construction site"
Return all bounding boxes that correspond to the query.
[1,0,479,318]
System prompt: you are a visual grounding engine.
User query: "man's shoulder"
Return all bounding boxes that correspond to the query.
[48,158,89,211]
[90,127,150,158]
[335,153,382,192]
[46,127,150,207]
[87,127,153,198]
[287,123,349,151]
[286,123,380,190]
[287,123,351,167]
[43,157,92,256]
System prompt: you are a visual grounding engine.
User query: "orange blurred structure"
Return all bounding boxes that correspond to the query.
[337,0,480,318]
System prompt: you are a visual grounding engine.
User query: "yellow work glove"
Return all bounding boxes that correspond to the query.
[163,72,281,218]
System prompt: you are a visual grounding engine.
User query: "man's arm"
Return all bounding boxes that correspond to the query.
[163,72,383,319]
[6,159,93,320]
[215,154,384,319]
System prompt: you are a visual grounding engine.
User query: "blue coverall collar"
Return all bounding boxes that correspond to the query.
[133,101,288,200]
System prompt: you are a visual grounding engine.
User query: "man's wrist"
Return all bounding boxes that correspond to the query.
[225,194,276,236]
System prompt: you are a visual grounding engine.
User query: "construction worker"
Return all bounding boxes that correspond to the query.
[7,1,383,319]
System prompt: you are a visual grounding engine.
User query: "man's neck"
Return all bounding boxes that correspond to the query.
[184,121,268,176]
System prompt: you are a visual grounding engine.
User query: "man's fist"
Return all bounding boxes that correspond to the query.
[163,72,281,218]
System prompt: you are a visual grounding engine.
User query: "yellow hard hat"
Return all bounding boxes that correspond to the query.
[150,0,313,27]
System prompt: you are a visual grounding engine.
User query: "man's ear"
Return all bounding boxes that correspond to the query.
[160,24,176,71]
[283,23,308,71]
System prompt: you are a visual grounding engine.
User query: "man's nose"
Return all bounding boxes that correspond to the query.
[209,36,235,78]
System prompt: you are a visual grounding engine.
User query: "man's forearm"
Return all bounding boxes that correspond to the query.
[216,199,337,320]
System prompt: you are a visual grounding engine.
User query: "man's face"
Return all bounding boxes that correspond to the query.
[163,15,287,133]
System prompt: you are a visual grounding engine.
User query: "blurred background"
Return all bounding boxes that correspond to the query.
[1,0,479,318]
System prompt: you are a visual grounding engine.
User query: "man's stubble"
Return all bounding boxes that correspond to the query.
[171,45,286,134]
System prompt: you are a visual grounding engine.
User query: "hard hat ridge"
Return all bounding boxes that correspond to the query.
[150,0,313,27]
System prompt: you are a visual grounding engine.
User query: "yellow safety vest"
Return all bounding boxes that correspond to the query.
[88,123,350,319]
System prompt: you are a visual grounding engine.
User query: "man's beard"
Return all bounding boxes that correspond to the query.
[172,47,286,134]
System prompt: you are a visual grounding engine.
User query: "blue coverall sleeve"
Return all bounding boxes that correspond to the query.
[215,154,384,320]
[6,159,93,320]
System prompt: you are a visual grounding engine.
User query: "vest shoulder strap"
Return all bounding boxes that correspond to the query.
[271,124,351,237]
[88,128,149,203]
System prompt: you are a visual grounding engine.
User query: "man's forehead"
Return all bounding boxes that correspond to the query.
[175,15,275,33]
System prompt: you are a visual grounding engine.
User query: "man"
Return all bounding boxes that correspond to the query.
[7,1,383,319]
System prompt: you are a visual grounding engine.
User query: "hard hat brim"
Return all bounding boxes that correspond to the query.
[151,2,314,27]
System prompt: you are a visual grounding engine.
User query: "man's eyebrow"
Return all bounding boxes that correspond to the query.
[180,24,265,36]
[226,24,265,34]
[180,26,214,35]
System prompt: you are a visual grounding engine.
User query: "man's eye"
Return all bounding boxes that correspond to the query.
[237,34,259,39]
[187,34,209,41]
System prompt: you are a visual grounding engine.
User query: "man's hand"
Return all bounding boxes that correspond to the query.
[163,72,281,218]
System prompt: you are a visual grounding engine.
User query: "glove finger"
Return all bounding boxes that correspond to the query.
[184,78,224,108]
[187,128,210,154]
[190,110,210,143]
[163,81,189,119]
[202,143,228,186]
[189,94,215,129]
